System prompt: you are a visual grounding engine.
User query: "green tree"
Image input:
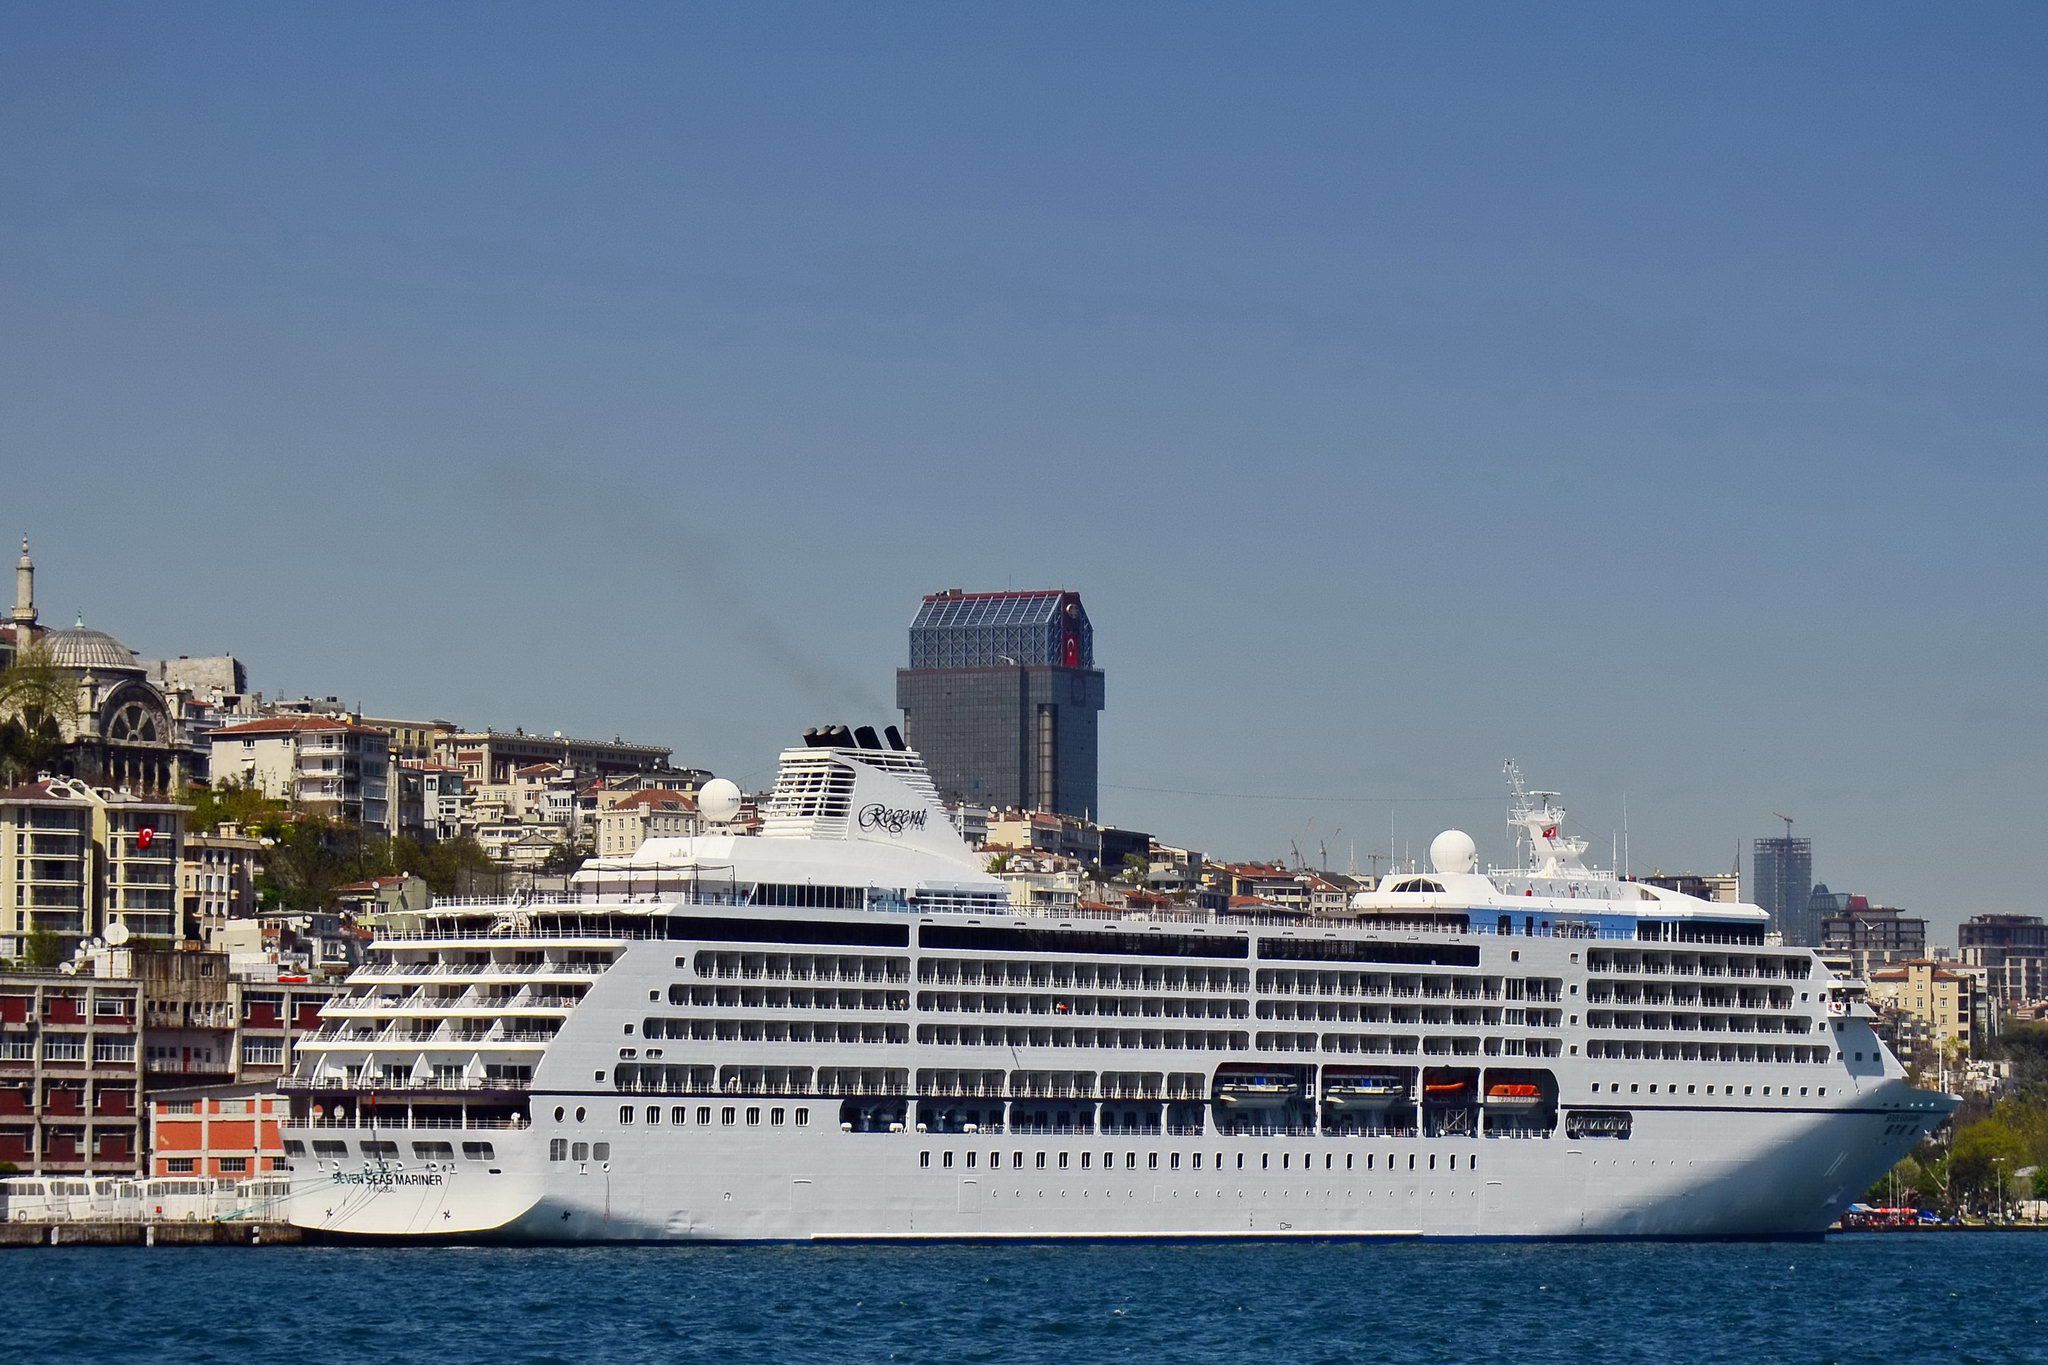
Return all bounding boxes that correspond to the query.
[986,852,1011,874]
[184,778,286,835]
[1120,852,1150,886]
[1950,1117,2027,1206]
[0,641,71,784]
[260,816,365,914]
[19,925,63,971]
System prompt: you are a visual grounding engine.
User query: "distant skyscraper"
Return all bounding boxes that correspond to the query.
[894,589,1105,819]
[1750,835,1814,944]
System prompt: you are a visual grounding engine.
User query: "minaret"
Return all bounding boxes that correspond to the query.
[12,536,35,635]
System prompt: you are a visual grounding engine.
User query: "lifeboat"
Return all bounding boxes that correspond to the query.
[1323,1076,1407,1110]
[1214,1075,1300,1109]
[1484,1082,1544,1110]
[1422,1078,1472,1103]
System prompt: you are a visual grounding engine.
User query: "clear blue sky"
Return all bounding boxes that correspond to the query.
[3,4,2042,931]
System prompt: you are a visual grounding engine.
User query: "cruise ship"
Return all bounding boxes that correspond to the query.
[280,728,1953,1241]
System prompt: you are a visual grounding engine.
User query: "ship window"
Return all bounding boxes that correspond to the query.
[1193,1154,1202,1170]
[1059,1153,1069,1169]
[672,1107,687,1125]
[313,1141,346,1157]
[283,1140,306,1156]
[966,1153,976,1168]
[553,1106,565,1122]
[1281,1154,1289,1170]
[1081,1153,1090,1169]
[747,1107,761,1125]
[1014,1152,1023,1168]
[920,1152,930,1168]
[722,1107,736,1125]
[943,1152,955,1168]
[1345,1155,1353,1170]
[698,1107,711,1124]
[623,1022,634,1035]
[772,1108,786,1125]
[796,1109,809,1126]
[549,1139,567,1161]
[1325,1154,1333,1171]
[575,1107,587,1122]
[1408,1154,1416,1171]
[413,1142,455,1160]
[620,1107,634,1124]
[1127,1153,1137,1170]
[1169,1153,1179,1170]
[650,990,659,1001]
[1630,1085,1639,1093]
[1236,1155,1244,1170]
[647,1106,661,1125]
[1818,1088,1826,1096]
[1262,1154,1270,1170]
[1430,1155,1437,1171]
[595,1072,605,1082]
[1744,1086,1753,1096]
[1037,1153,1046,1169]
[572,1142,589,1161]
[592,1143,609,1161]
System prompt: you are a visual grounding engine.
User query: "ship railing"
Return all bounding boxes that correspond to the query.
[298,1115,529,1131]
[279,1076,531,1093]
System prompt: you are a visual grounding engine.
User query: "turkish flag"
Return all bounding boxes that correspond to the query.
[137,827,155,851]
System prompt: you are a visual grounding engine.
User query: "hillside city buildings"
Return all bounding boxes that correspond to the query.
[0,552,2043,1180]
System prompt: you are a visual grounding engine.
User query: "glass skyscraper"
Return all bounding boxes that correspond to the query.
[894,589,1105,819]
[1749,836,1815,945]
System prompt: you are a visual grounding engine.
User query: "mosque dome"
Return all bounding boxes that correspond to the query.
[43,625,144,674]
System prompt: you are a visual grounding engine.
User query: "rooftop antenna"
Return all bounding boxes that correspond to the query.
[1622,791,1630,879]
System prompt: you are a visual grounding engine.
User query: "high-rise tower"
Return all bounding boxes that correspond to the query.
[894,589,1105,819]
[1750,830,1814,945]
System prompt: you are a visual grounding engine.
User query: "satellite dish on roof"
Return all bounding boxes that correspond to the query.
[105,923,131,946]
[698,778,742,824]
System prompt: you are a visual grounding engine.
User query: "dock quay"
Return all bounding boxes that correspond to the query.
[1,1221,302,1247]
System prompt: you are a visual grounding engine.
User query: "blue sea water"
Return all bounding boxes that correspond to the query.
[4,1235,2043,1364]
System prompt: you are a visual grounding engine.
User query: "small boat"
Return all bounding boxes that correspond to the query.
[1323,1076,1407,1110]
[1422,1079,1472,1103]
[1214,1075,1300,1109]
[1485,1083,1544,1109]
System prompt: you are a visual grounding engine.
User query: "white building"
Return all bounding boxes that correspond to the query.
[207,716,392,829]
[595,790,700,859]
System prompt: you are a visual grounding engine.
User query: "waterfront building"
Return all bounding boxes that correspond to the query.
[895,588,1105,819]
[1749,834,1814,945]
[595,790,700,859]
[147,1084,289,1179]
[181,822,265,940]
[1867,959,1990,1063]
[432,729,672,787]
[0,972,143,1176]
[207,715,393,829]
[985,808,1103,865]
[1817,894,1928,982]
[1958,914,2048,1009]
[0,776,185,956]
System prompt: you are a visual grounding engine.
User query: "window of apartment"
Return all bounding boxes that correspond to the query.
[166,1158,195,1174]
[219,1157,249,1174]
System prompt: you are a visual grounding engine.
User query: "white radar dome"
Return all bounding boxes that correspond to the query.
[1429,829,1477,876]
[698,778,743,824]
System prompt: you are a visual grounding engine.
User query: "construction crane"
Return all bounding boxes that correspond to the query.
[1773,813,1795,840]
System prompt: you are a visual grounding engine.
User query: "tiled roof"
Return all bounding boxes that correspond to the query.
[210,715,385,738]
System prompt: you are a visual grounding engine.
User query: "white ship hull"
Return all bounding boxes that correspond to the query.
[285,1079,1940,1241]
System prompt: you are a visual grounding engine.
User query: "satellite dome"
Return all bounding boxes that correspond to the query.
[698,778,743,824]
[1429,829,1478,876]
[42,625,143,674]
